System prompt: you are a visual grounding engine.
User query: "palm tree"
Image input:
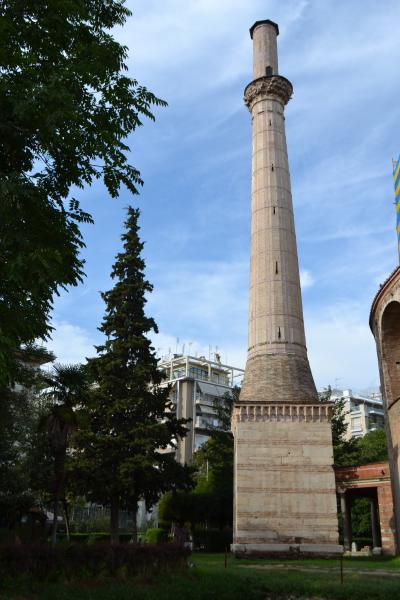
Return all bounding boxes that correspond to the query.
[40,363,89,546]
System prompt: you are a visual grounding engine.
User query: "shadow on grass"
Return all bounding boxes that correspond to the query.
[2,553,400,600]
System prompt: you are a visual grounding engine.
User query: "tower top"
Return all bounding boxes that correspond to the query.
[250,19,280,79]
[249,20,279,39]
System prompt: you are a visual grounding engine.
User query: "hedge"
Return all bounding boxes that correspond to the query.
[0,543,190,583]
[57,532,134,544]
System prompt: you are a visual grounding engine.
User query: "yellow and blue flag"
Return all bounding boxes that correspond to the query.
[393,155,400,260]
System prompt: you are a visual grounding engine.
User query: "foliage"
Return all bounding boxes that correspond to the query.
[0,344,54,529]
[0,0,166,385]
[160,388,239,530]
[351,497,372,539]
[320,386,349,447]
[192,527,232,552]
[354,428,388,465]
[0,543,189,583]
[319,387,389,467]
[159,491,210,526]
[334,424,388,467]
[73,207,193,540]
[71,514,111,533]
[40,363,90,544]
[57,532,134,544]
[0,386,35,522]
[145,528,168,545]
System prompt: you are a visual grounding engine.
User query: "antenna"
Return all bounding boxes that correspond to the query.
[334,378,342,393]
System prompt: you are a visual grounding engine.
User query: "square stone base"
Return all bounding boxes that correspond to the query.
[233,408,340,553]
[232,542,343,558]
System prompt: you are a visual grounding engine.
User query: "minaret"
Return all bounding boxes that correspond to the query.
[232,20,341,557]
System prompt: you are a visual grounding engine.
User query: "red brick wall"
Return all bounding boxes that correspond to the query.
[335,462,396,555]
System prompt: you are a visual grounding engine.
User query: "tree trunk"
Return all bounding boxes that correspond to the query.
[131,500,138,543]
[51,450,65,547]
[51,498,58,547]
[110,498,119,545]
[63,497,71,543]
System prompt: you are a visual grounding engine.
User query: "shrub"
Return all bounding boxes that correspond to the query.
[193,527,232,552]
[57,532,135,544]
[0,543,190,583]
[145,528,167,544]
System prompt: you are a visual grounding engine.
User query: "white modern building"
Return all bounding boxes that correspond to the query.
[158,354,244,464]
[330,389,385,440]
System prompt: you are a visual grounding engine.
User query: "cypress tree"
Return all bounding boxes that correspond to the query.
[75,207,192,543]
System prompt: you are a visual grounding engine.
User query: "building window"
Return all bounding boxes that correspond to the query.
[194,434,209,450]
[211,372,229,384]
[189,367,208,380]
[172,367,185,379]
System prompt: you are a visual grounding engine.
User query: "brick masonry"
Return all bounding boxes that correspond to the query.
[370,266,400,553]
[336,462,396,555]
[233,20,340,557]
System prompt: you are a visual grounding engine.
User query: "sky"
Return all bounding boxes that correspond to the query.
[47,0,400,394]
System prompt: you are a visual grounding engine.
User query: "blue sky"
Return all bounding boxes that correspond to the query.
[48,0,400,393]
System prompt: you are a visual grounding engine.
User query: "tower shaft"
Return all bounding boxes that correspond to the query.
[240,21,317,404]
[232,20,341,558]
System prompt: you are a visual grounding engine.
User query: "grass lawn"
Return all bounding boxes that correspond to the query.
[2,553,400,599]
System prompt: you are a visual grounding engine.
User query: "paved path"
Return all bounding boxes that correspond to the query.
[239,564,400,578]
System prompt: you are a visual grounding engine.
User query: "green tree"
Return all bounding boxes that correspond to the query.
[192,388,239,527]
[0,387,35,530]
[318,386,358,466]
[160,388,239,531]
[320,386,389,466]
[320,386,348,447]
[354,428,388,465]
[0,0,166,385]
[74,207,193,543]
[40,363,90,545]
[0,344,54,534]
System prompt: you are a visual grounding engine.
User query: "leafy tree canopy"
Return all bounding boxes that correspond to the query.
[0,0,166,385]
[160,388,239,529]
[320,387,389,467]
[0,344,53,528]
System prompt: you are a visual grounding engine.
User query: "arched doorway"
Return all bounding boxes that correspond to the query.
[381,301,400,410]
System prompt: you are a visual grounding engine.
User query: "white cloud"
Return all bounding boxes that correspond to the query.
[300,269,314,289]
[148,259,248,338]
[305,302,379,392]
[47,322,98,365]
[49,0,398,395]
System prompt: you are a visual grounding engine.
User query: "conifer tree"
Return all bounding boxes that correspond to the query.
[75,207,193,543]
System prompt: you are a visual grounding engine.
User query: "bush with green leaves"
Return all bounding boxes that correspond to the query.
[145,528,168,545]
[0,543,190,583]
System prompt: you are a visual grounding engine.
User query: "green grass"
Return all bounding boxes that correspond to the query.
[1,553,400,599]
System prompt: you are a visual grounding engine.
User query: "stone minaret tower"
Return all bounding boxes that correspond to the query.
[232,20,341,557]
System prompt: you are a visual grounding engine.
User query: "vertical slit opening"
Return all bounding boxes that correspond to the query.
[275,261,278,274]
[273,206,276,215]
[278,327,281,339]
[271,163,274,172]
